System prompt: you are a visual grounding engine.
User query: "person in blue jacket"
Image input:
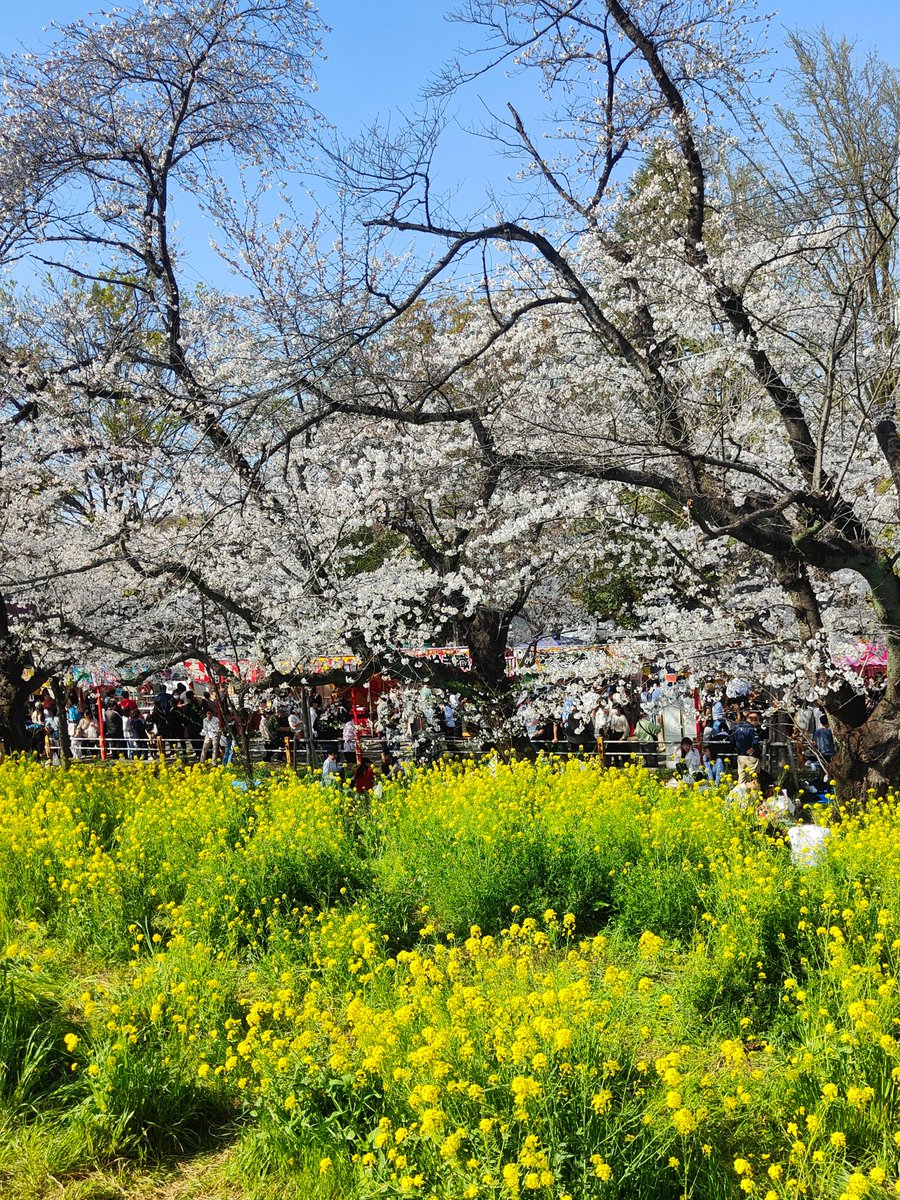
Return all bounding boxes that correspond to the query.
[731,711,761,785]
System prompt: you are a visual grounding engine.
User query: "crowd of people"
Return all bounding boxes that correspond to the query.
[26,683,406,769]
[23,672,842,800]
[518,674,838,786]
[26,685,231,763]
[673,704,835,787]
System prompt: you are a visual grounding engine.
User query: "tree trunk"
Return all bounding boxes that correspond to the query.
[460,606,523,747]
[778,558,900,803]
[0,598,33,753]
[0,667,30,753]
[464,606,512,695]
[829,700,900,802]
[52,676,72,765]
[231,699,255,780]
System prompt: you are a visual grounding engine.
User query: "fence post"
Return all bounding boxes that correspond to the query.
[300,686,318,770]
[597,736,605,767]
[284,736,292,768]
[96,689,107,762]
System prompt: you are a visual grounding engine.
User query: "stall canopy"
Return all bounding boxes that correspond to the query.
[841,642,888,679]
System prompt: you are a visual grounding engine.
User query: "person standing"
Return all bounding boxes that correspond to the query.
[566,704,593,754]
[43,706,60,760]
[261,706,281,762]
[170,696,190,757]
[375,694,396,747]
[442,698,458,736]
[634,711,660,742]
[712,712,730,738]
[592,702,609,742]
[730,711,761,785]
[147,700,168,758]
[200,709,221,764]
[126,710,149,759]
[813,715,836,780]
[182,694,203,758]
[794,701,817,740]
[342,716,357,765]
[221,711,240,767]
[287,709,304,763]
[76,712,98,758]
[66,697,82,753]
[103,702,124,759]
[120,693,138,758]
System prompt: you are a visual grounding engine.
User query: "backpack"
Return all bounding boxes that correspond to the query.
[731,722,757,754]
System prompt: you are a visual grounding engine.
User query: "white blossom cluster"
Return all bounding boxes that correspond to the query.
[0,0,896,743]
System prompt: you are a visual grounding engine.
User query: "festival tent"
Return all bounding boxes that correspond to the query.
[841,642,888,680]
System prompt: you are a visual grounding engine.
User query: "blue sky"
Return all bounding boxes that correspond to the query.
[321,0,900,146]
[6,0,897,129]
[3,0,898,285]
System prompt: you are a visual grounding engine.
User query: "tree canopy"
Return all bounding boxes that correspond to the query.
[1,0,899,791]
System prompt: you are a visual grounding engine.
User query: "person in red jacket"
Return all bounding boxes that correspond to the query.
[353,760,375,793]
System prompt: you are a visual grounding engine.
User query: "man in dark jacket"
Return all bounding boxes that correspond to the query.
[813,716,836,781]
[126,711,149,759]
[181,695,203,758]
[731,711,761,785]
[103,703,124,758]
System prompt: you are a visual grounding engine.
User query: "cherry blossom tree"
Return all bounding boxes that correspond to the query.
[0,0,618,751]
[347,0,900,794]
[7,0,899,790]
[0,0,325,746]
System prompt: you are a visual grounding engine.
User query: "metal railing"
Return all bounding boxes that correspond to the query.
[26,729,793,779]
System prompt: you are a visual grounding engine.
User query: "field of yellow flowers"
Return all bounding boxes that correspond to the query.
[2,757,900,1199]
